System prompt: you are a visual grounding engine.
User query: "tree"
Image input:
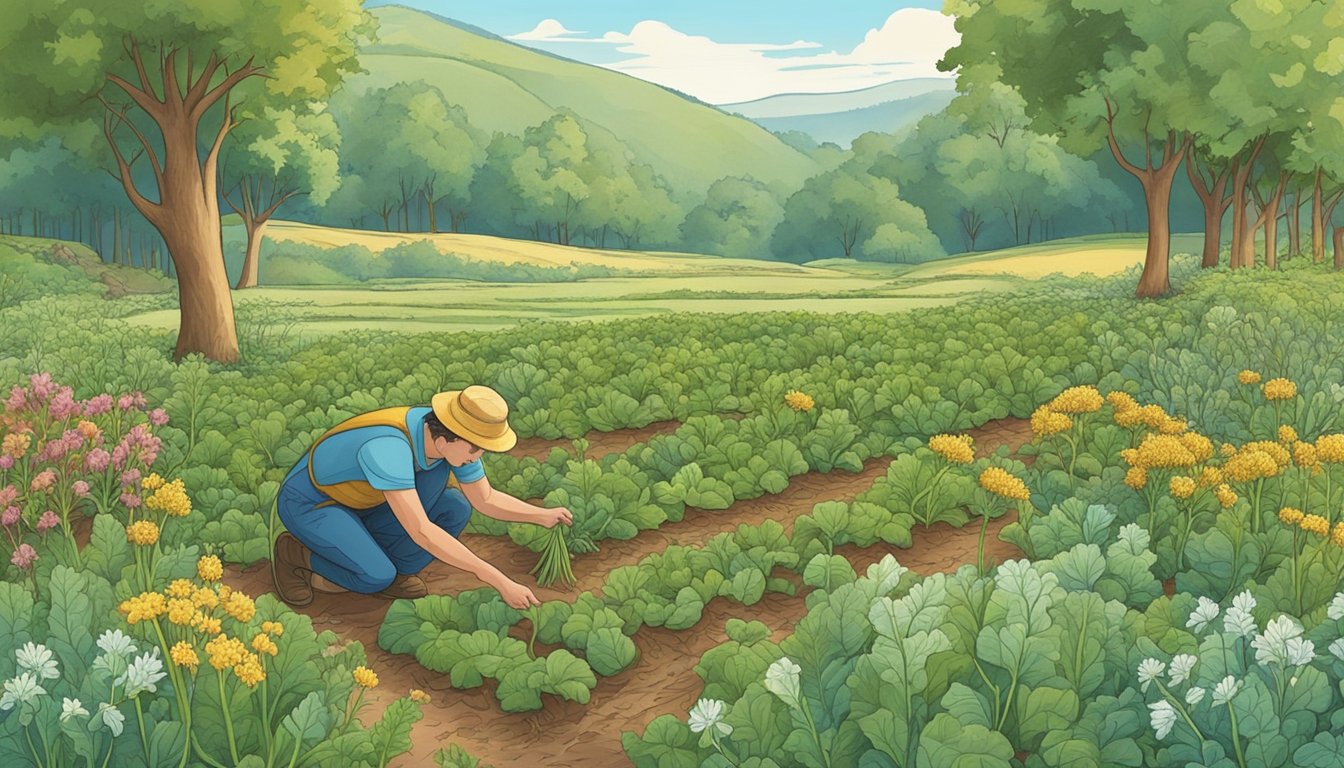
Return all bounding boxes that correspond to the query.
[680,177,786,259]
[772,168,943,263]
[583,154,681,249]
[0,2,372,361]
[512,114,593,246]
[390,87,486,234]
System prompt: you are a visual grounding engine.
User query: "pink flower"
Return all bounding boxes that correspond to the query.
[0,456,12,470]
[83,394,113,416]
[1,506,18,527]
[29,470,56,493]
[85,449,111,473]
[0,485,15,506]
[148,408,169,427]
[120,469,141,486]
[36,510,59,533]
[49,388,79,420]
[4,386,26,412]
[28,373,55,402]
[10,543,37,570]
[117,394,135,411]
[120,492,141,509]
[71,480,90,497]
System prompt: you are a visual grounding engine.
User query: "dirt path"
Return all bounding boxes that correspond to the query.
[510,419,684,462]
[227,417,1034,767]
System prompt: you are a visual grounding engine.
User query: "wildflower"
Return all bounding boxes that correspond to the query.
[1130,434,1198,469]
[35,510,59,533]
[1030,406,1073,437]
[1252,616,1315,668]
[97,702,125,736]
[170,642,199,671]
[233,654,266,688]
[1157,417,1188,435]
[1278,425,1299,444]
[192,614,222,636]
[60,697,89,723]
[687,698,733,738]
[1262,378,1297,401]
[928,433,975,464]
[29,470,56,493]
[148,408,169,427]
[1329,593,1344,621]
[96,630,136,657]
[1124,467,1148,490]
[118,592,167,624]
[1300,514,1330,538]
[222,592,256,623]
[1223,598,1257,639]
[1214,484,1238,509]
[784,391,814,412]
[197,555,223,582]
[1137,658,1165,693]
[1185,687,1206,705]
[1294,441,1320,469]
[1,506,18,527]
[763,657,802,708]
[71,480,90,498]
[1220,442,1237,458]
[191,588,219,610]
[260,621,285,637]
[1178,432,1214,463]
[1212,676,1242,707]
[1237,370,1261,385]
[1196,466,1223,488]
[166,599,195,627]
[10,544,37,570]
[1169,476,1195,500]
[1168,654,1197,686]
[205,635,248,671]
[1279,507,1305,526]
[1317,435,1344,463]
[1049,386,1103,414]
[1148,700,1177,740]
[251,634,278,657]
[1114,408,1146,429]
[409,689,431,704]
[353,665,379,689]
[118,649,166,697]
[125,520,160,547]
[166,579,195,599]
[16,643,59,681]
[1,433,29,458]
[1330,639,1344,663]
[145,479,191,517]
[84,448,111,473]
[978,467,1031,501]
[83,394,113,416]
[1106,391,1138,413]
[0,672,47,711]
[119,492,141,509]
[141,473,165,491]
[1187,596,1220,634]
[77,420,100,440]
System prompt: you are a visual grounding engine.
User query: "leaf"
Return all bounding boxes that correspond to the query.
[368,698,422,766]
[147,721,185,768]
[585,627,638,676]
[47,565,99,688]
[729,568,768,605]
[622,715,706,768]
[802,554,856,591]
[84,514,132,581]
[941,682,993,729]
[378,600,431,656]
[541,649,597,704]
[915,713,1014,768]
[281,691,332,746]
[1017,686,1079,750]
[496,658,547,712]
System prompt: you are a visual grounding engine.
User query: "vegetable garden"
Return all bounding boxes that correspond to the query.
[6,251,1344,765]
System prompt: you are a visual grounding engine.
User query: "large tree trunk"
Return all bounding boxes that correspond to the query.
[235,218,264,289]
[1312,169,1325,263]
[1228,138,1265,270]
[1186,151,1234,268]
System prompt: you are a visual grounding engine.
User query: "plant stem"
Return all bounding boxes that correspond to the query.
[24,725,46,768]
[976,510,990,577]
[218,670,240,764]
[135,696,151,761]
[1227,702,1248,768]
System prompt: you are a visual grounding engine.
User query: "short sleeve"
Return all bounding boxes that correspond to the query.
[452,458,486,485]
[356,435,417,490]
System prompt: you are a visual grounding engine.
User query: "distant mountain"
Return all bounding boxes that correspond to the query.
[721,79,958,146]
[349,6,820,197]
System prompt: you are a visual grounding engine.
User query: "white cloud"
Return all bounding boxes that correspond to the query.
[506,10,959,104]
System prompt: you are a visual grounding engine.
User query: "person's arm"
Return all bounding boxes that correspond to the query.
[382,488,540,608]
[459,475,573,527]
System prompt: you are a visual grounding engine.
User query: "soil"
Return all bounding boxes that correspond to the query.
[226,416,1035,767]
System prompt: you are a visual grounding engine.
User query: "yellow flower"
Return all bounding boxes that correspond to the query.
[1262,378,1297,401]
[260,621,285,637]
[1125,467,1148,490]
[141,473,166,492]
[234,653,266,687]
[251,633,279,657]
[1197,467,1223,488]
[217,585,233,602]
[1224,446,1284,483]
[1333,522,1344,548]
[1294,442,1320,469]
[1300,514,1330,537]
[978,467,1031,502]
[2,433,31,458]
[1278,425,1299,444]
[1106,391,1138,414]
[1157,417,1188,435]
[1220,443,1237,458]
[1178,433,1214,464]
[1169,476,1196,500]
[1048,386,1103,414]
[191,587,219,610]
[1030,406,1073,437]
[170,642,200,672]
[1316,435,1344,464]
[223,592,256,623]
[192,613,222,636]
[784,391,814,412]
[1131,434,1198,469]
[145,479,192,517]
[166,579,195,599]
[1244,441,1291,470]
[167,598,196,628]
[197,555,223,582]
[1237,370,1261,385]
[1215,484,1238,509]
[77,420,100,441]
[1279,507,1305,526]
[353,666,379,689]
[126,520,160,547]
[1114,408,1146,429]
[118,592,167,624]
[205,634,248,671]
[928,433,975,464]
[409,689,432,704]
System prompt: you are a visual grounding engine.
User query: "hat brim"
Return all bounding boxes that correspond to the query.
[431,391,518,453]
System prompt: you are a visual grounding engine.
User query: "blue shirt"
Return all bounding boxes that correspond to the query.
[285,406,485,490]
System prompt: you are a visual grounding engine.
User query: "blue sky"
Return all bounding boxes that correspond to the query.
[367,1,959,104]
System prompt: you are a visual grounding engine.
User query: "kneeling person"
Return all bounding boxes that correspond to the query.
[272,385,571,609]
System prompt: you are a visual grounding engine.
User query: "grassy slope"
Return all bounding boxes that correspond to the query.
[348,5,819,196]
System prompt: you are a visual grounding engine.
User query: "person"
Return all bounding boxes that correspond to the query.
[271,385,572,609]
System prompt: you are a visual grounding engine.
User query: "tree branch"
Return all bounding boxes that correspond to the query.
[192,56,263,121]
[162,46,181,106]
[101,109,161,224]
[1103,97,1143,178]
[202,90,236,188]
[184,51,222,109]
[123,36,160,104]
[97,94,164,191]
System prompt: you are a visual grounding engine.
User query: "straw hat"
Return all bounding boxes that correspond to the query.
[430,386,517,452]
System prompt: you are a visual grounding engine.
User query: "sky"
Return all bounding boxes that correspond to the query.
[366,1,960,104]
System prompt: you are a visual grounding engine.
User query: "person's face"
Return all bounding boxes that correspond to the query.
[436,435,484,466]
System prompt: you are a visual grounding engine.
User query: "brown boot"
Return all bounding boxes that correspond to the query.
[377,574,428,600]
[272,532,314,607]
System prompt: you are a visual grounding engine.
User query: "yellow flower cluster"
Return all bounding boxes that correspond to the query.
[222,592,256,623]
[1334,523,1344,548]
[1030,406,1073,437]
[1279,507,1305,526]
[353,666,379,689]
[167,598,196,627]
[1278,425,1299,444]
[1262,378,1297,401]
[1294,442,1321,470]
[206,634,249,671]
[1237,370,1262,385]
[1215,484,1238,509]
[2,433,30,458]
[1243,441,1291,470]
[1125,467,1148,490]
[260,621,285,637]
[166,579,195,599]
[1113,403,1186,434]
[192,587,219,610]
[193,613,222,636]
[978,467,1031,501]
[409,689,431,704]
[251,633,279,657]
[1220,443,1237,458]
[784,391,814,412]
[1300,514,1330,537]
[1107,391,1138,413]
[235,655,266,687]
[1049,386,1103,414]
[126,520,161,547]
[145,478,192,518]
[170,642,200,671]
[1123,434,1199,469]
[1169,476,1196,500]
[1197,467,1223,488]
[141,473,165,492]
[929,433,975,464]
[197,555,223,582]
[1222,448,1282,483]
[1316,435,1344,464]
[119,591,167,624]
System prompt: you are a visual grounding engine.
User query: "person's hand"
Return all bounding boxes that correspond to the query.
[494,577,541,609]
[536,506,573,528]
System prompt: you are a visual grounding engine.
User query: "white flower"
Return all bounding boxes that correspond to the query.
[15,642,58,681]
[97,702,125,737]
[1148,699,1177,739]
[764,657,802,708]
[1137,658,1166,692]
[0,673,47,710]
[1223,605,1257,639]
[687,698,733,737]
[1328,638,1344,662]
[1168,654,1197,686]
[60,697,89,722]
[1231,590,1256,614]
[1212,675,1242,707]
[1185,686,1206,705]
[1328,592,1344,622]
[116,649,166,698]
[1253,615,1309,667]
[1187,596,1220,634]
[96,629,136,658]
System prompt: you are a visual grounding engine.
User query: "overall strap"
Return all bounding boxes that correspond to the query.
[307,406,414,510]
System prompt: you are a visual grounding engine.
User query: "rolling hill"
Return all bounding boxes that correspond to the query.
[721,78,958,146]
[346,5,820,198]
